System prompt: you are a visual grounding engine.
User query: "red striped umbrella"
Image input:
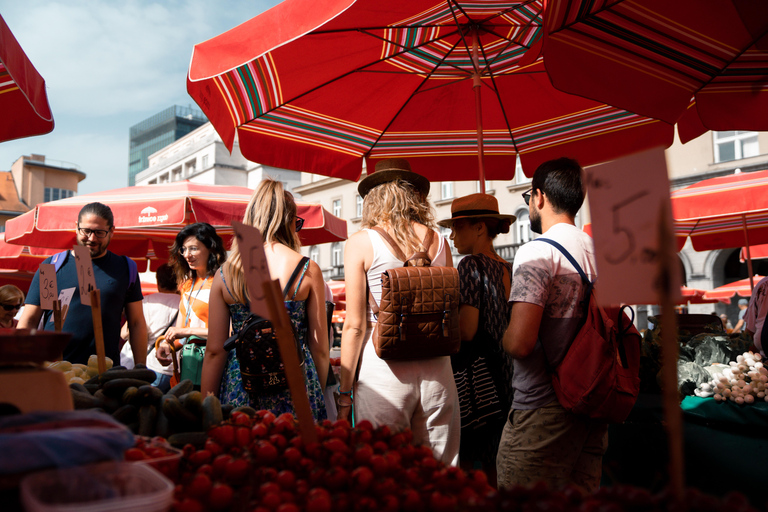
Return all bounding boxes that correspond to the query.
[703,276,764,301]
[671,169,768,289]
[542,0,768,143]
[187,0,672,186]
[4,181,347,270]
[680,286,726,305]
[740,244,768,263]
[0,14,54,142]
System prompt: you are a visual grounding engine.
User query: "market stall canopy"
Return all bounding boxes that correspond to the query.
[187,0,672,183]
[4,181,347,270]
[680,286,726,305]
[702,276,764,301]
[542,0,768,143]
[740,244,768,263]
[0,14,54,142]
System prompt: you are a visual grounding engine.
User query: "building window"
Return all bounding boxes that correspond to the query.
[356,195,363,218]
[441,182,454,200]
[476,180,492,193]
[309,246,320,265]
[332,199,342,217]
[172,167,182,181]
[515,209,533,244]
[331,242,343,267]
[202,154,209,169]
[714,131,759,163]
[440,226,454,252]
[43,188,74,203]
[185,159,196,175]
[514,156,530,184]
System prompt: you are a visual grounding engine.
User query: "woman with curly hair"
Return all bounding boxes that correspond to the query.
[201,179,328,420]
[156,223,227,375]
[338,158,460,466]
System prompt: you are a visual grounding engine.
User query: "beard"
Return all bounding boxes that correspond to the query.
[530,207,542,234]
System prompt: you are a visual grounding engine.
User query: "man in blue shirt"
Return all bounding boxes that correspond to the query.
[19,203,147,366]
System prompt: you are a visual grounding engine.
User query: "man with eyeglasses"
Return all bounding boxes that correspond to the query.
[19,202,147,366]
[497,158,607,493]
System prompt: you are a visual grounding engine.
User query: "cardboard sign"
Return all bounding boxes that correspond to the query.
[73,245,98,306]
[586,147,681,306]
[231,221,271,320]
[39,263,58,310]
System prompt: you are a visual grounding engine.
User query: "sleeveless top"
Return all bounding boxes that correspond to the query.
[217,261,327,420]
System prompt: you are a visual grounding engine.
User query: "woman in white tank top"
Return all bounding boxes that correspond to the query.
[338,159,461,466]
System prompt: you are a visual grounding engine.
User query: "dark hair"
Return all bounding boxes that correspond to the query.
[155,263,179,293]
[469,218,511,240]
[78,202,114,228]
[530,157,585,218]
[169,223,227,282]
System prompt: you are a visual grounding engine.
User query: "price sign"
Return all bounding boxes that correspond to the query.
[586,147,681,306]
[231,221,272,320]
[73,245,98,306]
[39,263,58,310]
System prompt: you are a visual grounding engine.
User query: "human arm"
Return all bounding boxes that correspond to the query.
[338,232,372,420]
[156,308,184,365]
[201,272,231,397]
[164,325,208,341]
[502,302,544,359]
[733,317,745,334]
[125,300,148,366]
[17,304,43,330]
[458,256,481,341]
[305,259,329,389]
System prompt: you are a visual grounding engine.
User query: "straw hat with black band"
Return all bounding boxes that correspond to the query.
[358,158,430,198]
[437,193,516,228]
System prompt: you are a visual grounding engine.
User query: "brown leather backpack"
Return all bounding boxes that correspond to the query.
[368,227,461,360]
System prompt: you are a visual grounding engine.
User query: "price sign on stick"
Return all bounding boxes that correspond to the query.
[586,147,681,306]
[39,263,57,310]
[231,221,318,444]
[73,245,97,306]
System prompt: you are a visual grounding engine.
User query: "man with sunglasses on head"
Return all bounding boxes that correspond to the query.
[19,202,147,366]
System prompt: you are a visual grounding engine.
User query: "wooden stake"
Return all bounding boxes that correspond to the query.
[90,289,106,375]
[658,202,685,499]
[52,299,62,332]
[263,279,318,445]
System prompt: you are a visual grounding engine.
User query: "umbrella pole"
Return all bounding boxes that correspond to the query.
[471,28,486,191]
[742,215,754,290]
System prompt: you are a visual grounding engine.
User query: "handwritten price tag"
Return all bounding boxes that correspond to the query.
[586,147,681,306]
[231,221,272,320]
[39,263,58,310]
[73,245,98,306]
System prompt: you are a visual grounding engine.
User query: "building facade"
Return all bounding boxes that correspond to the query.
[128,105,208,186]
[134,122,302,192]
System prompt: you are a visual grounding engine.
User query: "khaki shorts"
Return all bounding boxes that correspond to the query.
[496,401,608,493]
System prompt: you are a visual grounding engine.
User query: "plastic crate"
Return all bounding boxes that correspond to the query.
[20,461,173,512]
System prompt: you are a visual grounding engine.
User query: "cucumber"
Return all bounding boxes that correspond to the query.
[168,431,207,449]
[181,391,204,417]
[99,368,156,384]
[231,405,258,418]
[69,382,89,395]
[162,394,199,430]
[112,404,139,425]
[71,389,104,410]
[135,385,164,407]
[103,378,151,398]
[138,405,157,437]
[122,387,139,406]
[202,394,224,431]
[168,379,194,397]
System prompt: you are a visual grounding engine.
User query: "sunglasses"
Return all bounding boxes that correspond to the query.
[522,188,533,206]
[296,216,305,232]
[1,303,21,311]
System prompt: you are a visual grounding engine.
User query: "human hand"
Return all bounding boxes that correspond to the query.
[156,341,173,366]
[164,327,183,342]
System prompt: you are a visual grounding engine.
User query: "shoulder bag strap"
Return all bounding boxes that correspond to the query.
[283,256,310,299]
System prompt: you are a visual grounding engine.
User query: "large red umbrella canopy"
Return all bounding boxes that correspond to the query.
[0,240,58,272]
[703,276,764,301]
[0,14,54,143]
[542,0,768,143]
[4,181,347,270]
[187,0,672,182]
[680,286,726,305]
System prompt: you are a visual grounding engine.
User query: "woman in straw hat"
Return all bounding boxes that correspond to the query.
[438,193,515,477]
[338,158,460,466]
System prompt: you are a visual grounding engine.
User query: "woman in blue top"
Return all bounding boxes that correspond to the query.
[201,179,328,420]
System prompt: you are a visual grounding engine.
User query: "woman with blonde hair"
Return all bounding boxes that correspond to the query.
[338,158,460,466]
[0,285,24,328]
[201,179,328,419]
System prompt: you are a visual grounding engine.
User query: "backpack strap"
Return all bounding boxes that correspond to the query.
[370,227,407,261]
[52,250,69,272]
[536,238,594,309]
[123,256,138,288]
[283,257,310,300]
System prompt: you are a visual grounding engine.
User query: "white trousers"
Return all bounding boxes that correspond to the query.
[354,331,461,466]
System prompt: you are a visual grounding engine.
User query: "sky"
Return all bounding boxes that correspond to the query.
[0,0,281,195]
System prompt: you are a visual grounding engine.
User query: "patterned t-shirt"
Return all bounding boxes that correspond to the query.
[179,275,213,329]
[508,223,596,410]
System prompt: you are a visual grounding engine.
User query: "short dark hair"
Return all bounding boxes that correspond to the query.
[78,202,114,228]
[169,223,227,281]
[154,263,178,293]
[469,218,511,240]
[530,157,585,218]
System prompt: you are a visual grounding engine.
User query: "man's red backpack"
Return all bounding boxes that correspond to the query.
[538,238,641,424]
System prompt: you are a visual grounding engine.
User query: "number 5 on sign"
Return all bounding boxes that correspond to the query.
[586,147,681,306]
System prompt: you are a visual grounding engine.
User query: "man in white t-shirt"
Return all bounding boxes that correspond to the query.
[745,276,768,356]
[497,157,607,493]
[120,264,180,391]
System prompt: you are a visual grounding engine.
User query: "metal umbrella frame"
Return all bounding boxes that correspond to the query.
[187,0,673,187]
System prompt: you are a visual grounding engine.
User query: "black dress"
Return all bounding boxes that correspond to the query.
[451,253,514,465]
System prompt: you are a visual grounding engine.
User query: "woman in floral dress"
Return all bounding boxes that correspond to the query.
[201,180,328,420]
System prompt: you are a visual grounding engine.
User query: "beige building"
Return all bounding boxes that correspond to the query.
[295,130,768,328]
